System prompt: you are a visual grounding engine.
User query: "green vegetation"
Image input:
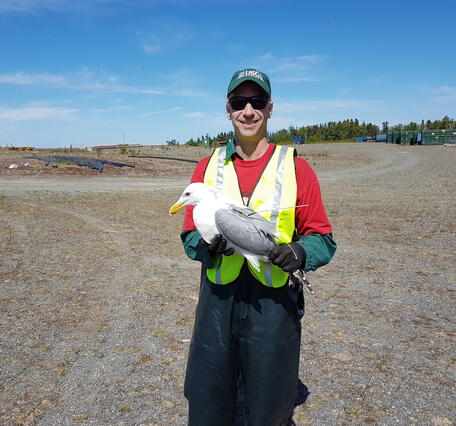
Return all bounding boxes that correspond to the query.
[184,116,455,146]
[386,115,456,131]
[187,131,234,146]
[270,119,379,144]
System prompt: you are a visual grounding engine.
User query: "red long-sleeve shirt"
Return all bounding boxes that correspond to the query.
[183,143,332,236]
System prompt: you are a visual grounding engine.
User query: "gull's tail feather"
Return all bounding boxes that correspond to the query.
[291,269,313,294]
[244,254,261,272]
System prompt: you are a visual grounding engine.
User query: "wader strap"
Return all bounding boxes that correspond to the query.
[269,145,288,229]
[216,146,226,192]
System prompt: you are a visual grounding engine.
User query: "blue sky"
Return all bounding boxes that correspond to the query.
[0,0,455,148]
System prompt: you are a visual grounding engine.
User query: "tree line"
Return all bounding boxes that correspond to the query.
[270,119,379,144]
[181,116,455,146]
[385,115,456,132]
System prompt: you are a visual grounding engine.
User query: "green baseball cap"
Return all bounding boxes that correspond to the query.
[227,68,271,97]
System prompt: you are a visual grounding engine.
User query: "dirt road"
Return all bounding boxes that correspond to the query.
[1,143,455,425]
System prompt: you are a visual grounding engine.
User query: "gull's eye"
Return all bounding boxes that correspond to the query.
[185,192,190,196]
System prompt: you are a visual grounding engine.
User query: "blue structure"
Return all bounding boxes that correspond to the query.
[292,136,307,144]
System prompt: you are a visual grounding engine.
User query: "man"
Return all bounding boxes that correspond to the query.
[180,68,336,425]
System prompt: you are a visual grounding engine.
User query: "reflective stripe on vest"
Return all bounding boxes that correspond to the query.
[204,145,297,288]
[204,147,244,285]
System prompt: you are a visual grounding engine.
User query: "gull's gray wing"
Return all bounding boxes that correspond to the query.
[214,208,277,256]
[224,204,281,238]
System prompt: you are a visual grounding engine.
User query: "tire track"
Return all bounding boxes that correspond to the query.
[318,144,423,182]
[0,176,188,195]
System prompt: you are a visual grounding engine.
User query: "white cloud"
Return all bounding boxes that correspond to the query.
[184,112,206,118]
[0,72,67,85]
[257,53,275,62]
[0,106,78,121]
[0,0,116,14]
[142,42,162,54]
[138,27,193,55]
[173,88,208,97]
[140,107,182,116]
[164,71,197,85]
[90,106,131,113]
[0,0,159,15]
[295,55,322,63]
[0,0,190,15]
[256,53,325,73]
[275,98,372,113]
[105,85,163,95]
[274,76,319,83]
[431,86,456,102]
[269,115,296,130]
[0,71,164,94]
[254,53,325,82]
[0,0,63,13]
[201,112,231,131]
[161,71,209,97]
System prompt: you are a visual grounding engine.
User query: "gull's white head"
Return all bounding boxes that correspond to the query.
[169,182,215,215]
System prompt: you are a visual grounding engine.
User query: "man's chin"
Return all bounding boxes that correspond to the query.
[237,127,260,138]
[236,134,266,144]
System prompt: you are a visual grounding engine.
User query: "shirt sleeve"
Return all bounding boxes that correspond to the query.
[295,157,332,236]
[182,156,211,231]
[296,233,336,272]
[294,157,336,271]
[180,229,214,268]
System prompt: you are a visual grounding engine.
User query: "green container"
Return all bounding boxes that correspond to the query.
[386,129,455,145]
[421,130,448,145]
[450,130,456,143]
[404,132,410,145]
[389,130,401,144]
[441,130,456,144]
[422,131,433,144]
[406,130,417,144]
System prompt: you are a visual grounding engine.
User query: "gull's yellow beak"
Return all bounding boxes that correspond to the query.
[169,201,186,215]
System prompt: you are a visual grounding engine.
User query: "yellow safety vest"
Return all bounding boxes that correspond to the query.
[204,144,297,288]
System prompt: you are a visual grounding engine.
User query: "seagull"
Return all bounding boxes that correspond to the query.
[169,182,313,293]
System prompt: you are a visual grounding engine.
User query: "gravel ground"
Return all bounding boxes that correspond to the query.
[0,143,455,425]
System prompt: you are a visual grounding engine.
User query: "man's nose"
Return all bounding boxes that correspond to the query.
[242,102,255,115]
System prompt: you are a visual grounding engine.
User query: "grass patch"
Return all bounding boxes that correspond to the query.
[73,415,90,423]
[345,406,362,416]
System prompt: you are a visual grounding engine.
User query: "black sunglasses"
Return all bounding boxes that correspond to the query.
[228,96,270,111]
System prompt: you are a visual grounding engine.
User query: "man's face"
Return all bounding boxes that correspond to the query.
[226,81,273,143]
